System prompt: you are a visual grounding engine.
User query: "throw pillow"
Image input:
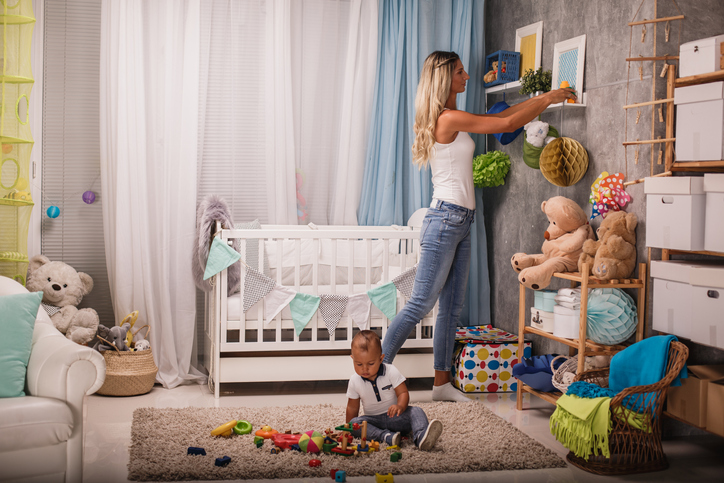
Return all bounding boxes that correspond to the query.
[0,291,43,397]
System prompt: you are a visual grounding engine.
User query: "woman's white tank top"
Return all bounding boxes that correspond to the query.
[430,130,476,210]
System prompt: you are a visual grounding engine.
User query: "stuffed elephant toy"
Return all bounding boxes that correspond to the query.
[97,322,131,352]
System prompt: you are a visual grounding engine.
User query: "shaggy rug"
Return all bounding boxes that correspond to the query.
[128,401,565,481]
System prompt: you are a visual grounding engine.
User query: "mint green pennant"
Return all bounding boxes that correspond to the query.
[367,281,398,321]
[289,292,321,336]
[203,237,241,280]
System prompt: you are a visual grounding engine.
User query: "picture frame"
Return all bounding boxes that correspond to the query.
[551,34,586,102]
[515,21,543,77]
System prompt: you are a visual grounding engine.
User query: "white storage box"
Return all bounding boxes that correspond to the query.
[679,35,724,77]
[651,260,696,338]
[704,174,724,253]
[530,307,554,333]
[645,176,706,250]
[691,266,724,350]
[553,304,579,339]
[674,82,724,161]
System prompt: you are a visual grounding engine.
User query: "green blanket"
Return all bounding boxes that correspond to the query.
[550,394,612,460]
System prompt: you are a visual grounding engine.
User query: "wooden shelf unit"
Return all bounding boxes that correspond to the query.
[516,262,647,410]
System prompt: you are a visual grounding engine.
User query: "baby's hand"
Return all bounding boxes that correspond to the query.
[387,405,403,417]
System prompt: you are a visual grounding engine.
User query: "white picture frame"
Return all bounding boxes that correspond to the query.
[515,21,543,77]
[551,35,586,103]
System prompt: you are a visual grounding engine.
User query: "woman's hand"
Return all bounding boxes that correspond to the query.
[546,88,577,104]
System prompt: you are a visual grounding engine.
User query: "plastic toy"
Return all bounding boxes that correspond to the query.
[386,445,399,450]
[187,447,206,456]
[390,451,402,462]
[309,459,321,467]
[335,470,347,482]
[271,433,301,450]
[215,456,231,467]
[233,420,252,435]
[299,430,324,453]
[270,447,281,454]
[375,473,394,483]
[323,442,338,454]
[211,420,237,437]
[255,425,279,439]
[330,432,355,456]
[334,423,358,432]
[254,435,264,448]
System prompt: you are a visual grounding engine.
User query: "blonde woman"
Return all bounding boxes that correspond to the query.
[381,51,575,402]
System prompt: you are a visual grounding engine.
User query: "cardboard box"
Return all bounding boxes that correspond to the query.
[679,35,724,77]
[645,177,706,251]
[704,174,724,253]
[706,378,724,437]
[667,365,724,427]
[451,325,531,393]
[674,82,724,161]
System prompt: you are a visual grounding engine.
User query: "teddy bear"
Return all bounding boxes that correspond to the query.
[524,120,556,148]
[511,196,595,290]
[26,255,100,345]
[484,60,506,83]
[578,211,637,281]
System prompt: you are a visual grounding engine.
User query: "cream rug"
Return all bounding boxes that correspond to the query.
[128,401,565,481]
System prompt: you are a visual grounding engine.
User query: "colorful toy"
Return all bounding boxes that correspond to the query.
[386,445,399,450]
[122,311,139,348]
[255,425,279,439]
[298,430,324,453]
[271,433,301,450]
[254,435,264,448]
[375,473,394,483]
[47,205,60,218]
[334,470,347,482]
[233,420,252,435]
[211,420,237,437]
[187,447,206,456]
[331,432,355,456]
[390,451,402,462]
[588,172,632,220]
[82,190,96,204]
[309,459,322,467]
[560,81,576,103]
[323,442,338,454]
[334,423,358,432]
[215,456,231,467]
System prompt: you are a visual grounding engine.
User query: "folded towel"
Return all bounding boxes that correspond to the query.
[555,294,581,303]
[558,288,583,297]
[550,394,611,460]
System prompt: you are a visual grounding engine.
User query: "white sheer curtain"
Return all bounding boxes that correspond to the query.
[100,0,205,388]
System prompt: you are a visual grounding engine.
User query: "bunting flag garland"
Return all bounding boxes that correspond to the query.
[289,293,321,336]
[392,265,417,298]
[264,285,296,325]
[243,268,276,313]
[347,293,372,330]
[367,281,398,321]
[319,294,348,336]
[203,237,241,280]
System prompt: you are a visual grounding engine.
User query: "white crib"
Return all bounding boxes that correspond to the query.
[203,220,436,398]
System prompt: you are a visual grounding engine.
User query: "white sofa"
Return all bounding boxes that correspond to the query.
[0,275,105,483]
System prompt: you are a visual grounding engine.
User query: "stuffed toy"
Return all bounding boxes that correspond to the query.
[26,255,100,345]
[97,322,131,352]
[91,325,112,352]
[484,61,506,83]
[524,120,556,148]
[578,211,637,281]
[511,196,595,290]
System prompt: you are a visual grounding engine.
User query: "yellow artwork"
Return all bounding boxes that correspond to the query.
[520,34,537,74]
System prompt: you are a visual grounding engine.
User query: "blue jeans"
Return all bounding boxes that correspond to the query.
[382,200,474,371]
[350,406,429,446]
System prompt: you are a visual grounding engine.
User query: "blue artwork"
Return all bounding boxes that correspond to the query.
[558,49,579,89]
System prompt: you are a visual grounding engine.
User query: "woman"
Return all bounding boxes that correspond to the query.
[381,51,575,402]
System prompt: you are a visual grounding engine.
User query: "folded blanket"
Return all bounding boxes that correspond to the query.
[550,394,611,460]
[555,300,581,310]
[558,287,582,297]
[567,381,650,432]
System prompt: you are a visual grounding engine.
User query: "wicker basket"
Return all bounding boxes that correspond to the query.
[97,327,158,396]
[551,355,578,393]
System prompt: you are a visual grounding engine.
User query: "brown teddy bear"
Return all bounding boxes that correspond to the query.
[484,60,506,83]
[578,211,637,281]
[26,255,100,345]
[511,196,595,290]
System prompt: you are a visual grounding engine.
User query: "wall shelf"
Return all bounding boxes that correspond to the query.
[675,69,724,88]
[671,161,724,172]
[485,80,521,94]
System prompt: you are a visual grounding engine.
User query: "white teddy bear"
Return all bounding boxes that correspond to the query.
[524,120,556,148]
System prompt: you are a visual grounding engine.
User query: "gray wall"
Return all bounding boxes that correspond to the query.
[483,0,724,370]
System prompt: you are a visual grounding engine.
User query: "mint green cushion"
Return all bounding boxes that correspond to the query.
[0,291,43,398]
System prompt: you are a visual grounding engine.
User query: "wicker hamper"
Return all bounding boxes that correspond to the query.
[97,327,158,396]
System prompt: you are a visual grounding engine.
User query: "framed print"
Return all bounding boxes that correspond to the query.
[551,34,586,101]
[515,21,543,76]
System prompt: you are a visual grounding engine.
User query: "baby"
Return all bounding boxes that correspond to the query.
[345,330,442,450]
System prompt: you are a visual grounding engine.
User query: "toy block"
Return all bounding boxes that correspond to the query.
[187,447,206,456]
[214,456,231,467]
[390,451,402,462]
[375,473,394,483]
[335,470,347,482]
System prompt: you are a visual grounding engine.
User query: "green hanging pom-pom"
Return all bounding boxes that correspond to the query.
[472,150,511,188]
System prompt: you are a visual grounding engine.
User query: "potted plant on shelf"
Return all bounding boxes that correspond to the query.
[519,67,552,97]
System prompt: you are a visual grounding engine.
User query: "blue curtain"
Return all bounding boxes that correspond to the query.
[358,0,489,327]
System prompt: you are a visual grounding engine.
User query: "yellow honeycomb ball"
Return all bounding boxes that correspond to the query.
[539,137,589,187]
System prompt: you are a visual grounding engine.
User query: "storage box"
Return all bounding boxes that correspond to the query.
[483,50,520,87]
[704,174,724,253]
[531,307,554,333]
[690,265,724,349]
[553,304,580,339]
[679,35,724,77]
[645,176,705,250]
[667,365,724,428]
[534,289,556,312]
[706,378,724,437]
[451,325,531,393]
[674,82,724,161]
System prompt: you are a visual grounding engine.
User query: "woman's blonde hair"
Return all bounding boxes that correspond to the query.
[412,51,460,168]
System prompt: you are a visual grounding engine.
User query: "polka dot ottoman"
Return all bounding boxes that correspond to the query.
[451,325,531,393]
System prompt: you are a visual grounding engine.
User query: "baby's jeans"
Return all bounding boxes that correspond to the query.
[350,405,429,446]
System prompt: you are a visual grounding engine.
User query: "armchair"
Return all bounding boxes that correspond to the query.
[567,340,689,475]
[0,275,106,483]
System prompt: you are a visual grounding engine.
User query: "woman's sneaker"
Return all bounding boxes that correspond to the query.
[418,419,443,451]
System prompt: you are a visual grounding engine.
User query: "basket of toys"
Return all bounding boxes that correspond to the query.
[96,325,157,396]
[550,355,578,393]
[483,50,520,87]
